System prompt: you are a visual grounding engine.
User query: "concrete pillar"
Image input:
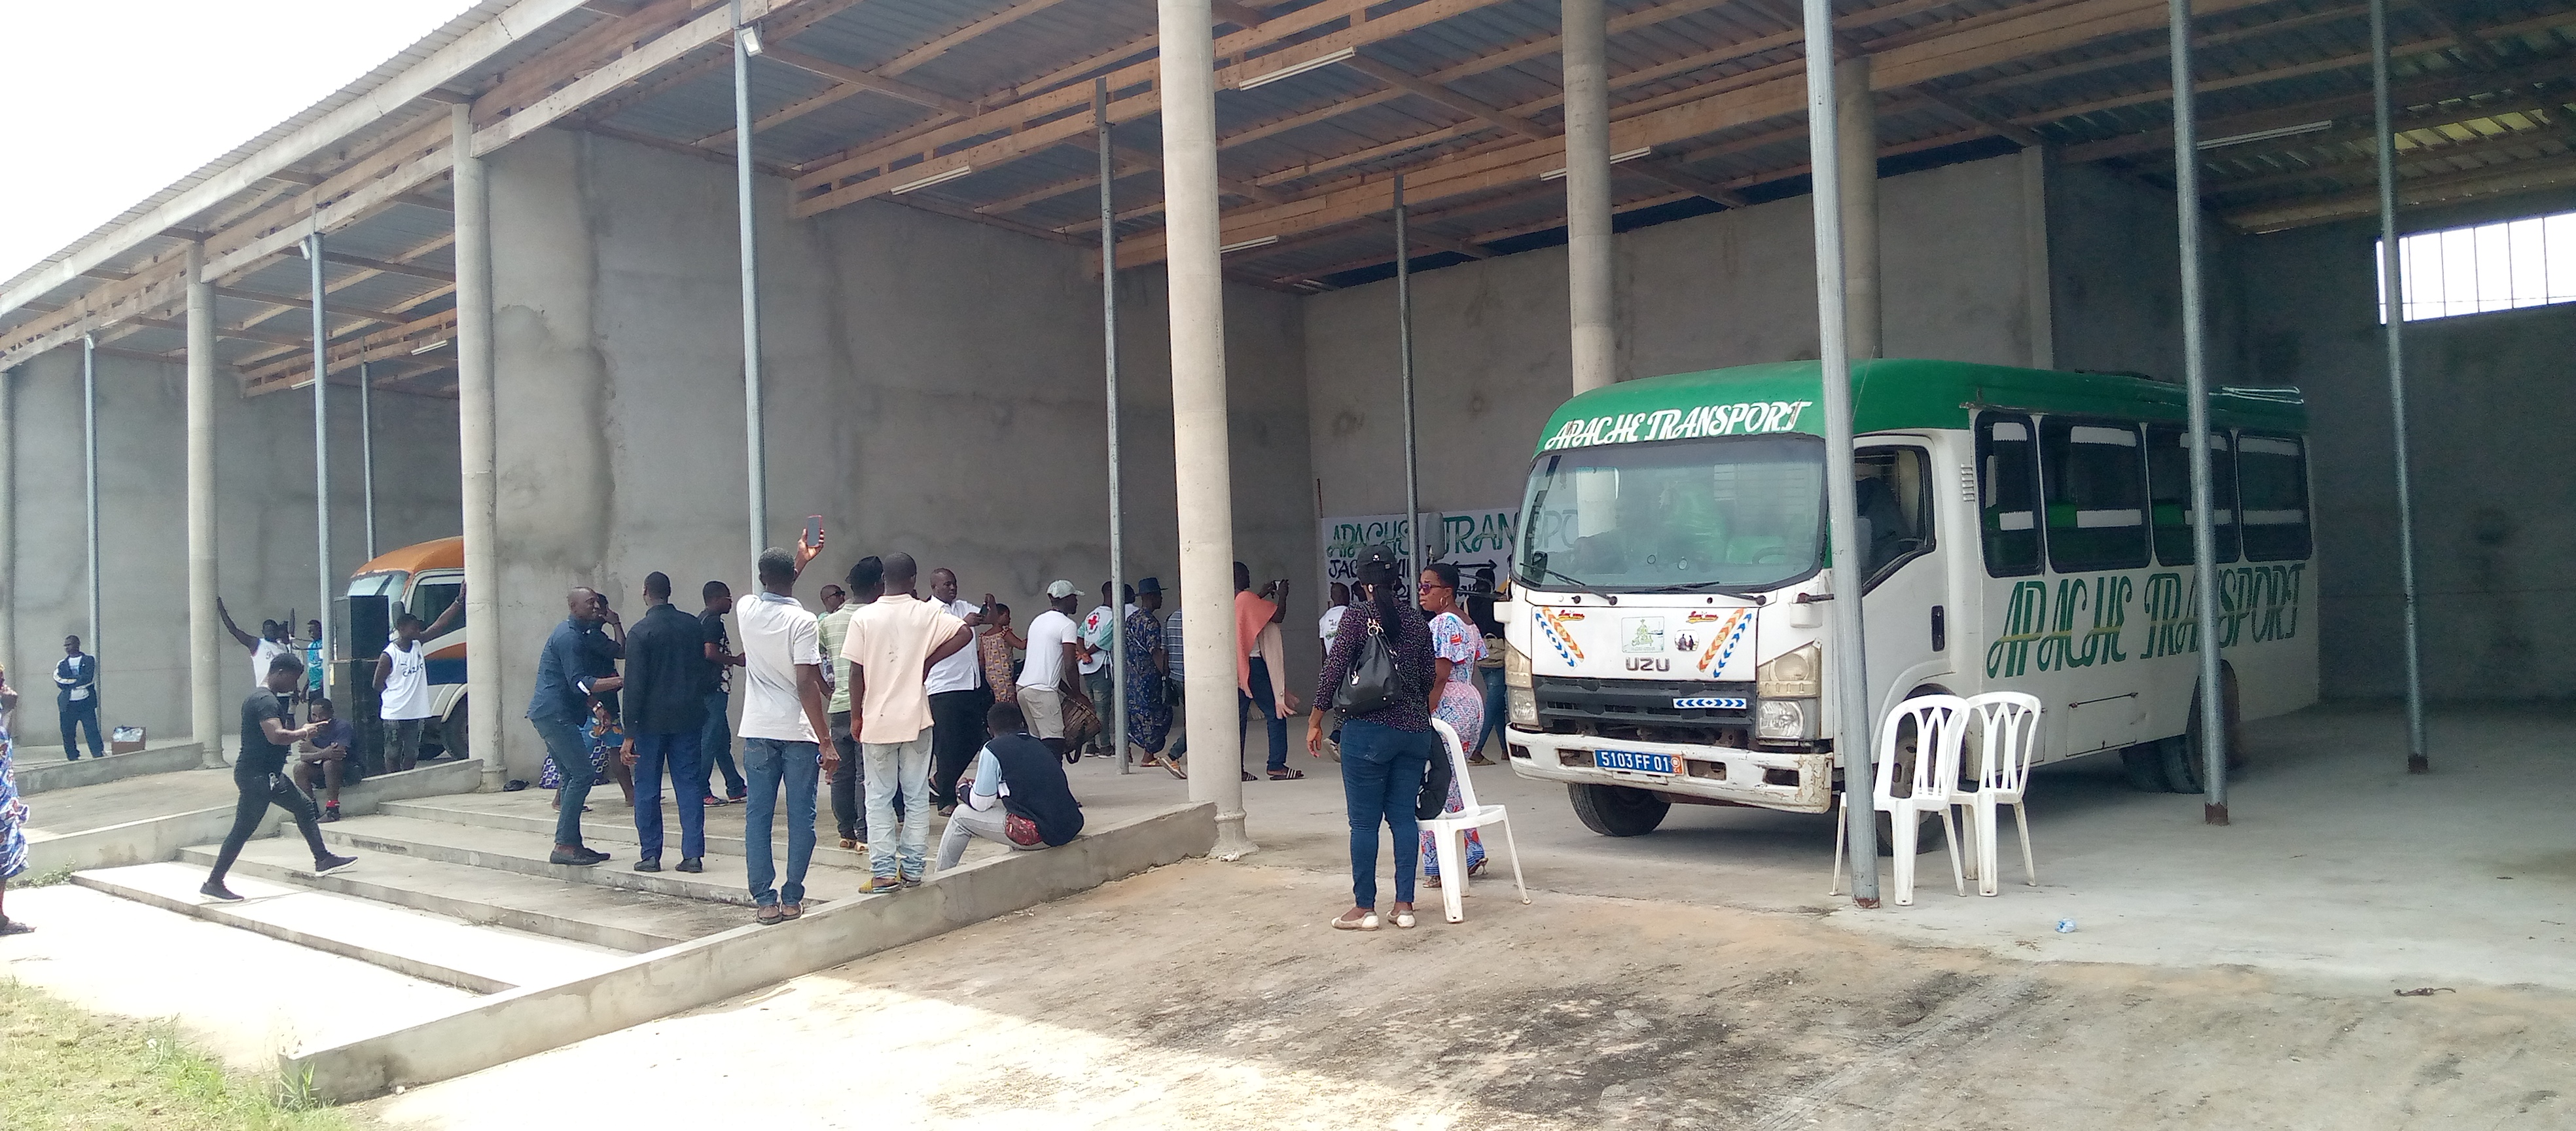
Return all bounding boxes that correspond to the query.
[187,241,223,763]
[1157,0,1255,858]
[1835,56,1880,361]
[1562,0,1615,393]
[454,103,504,792]
[2021,146,2054,368]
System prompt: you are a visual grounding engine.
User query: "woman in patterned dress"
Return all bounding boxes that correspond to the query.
[1124,581,1173,762]
[1417,563,1488,883]
[0,665,32,936]
[978,602,1026,705]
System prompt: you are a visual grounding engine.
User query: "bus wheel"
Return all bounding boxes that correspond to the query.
[441,700,470,762]
[2118,745,2170,793]
[1569,783,1669,837]
[2164,664,2242,793]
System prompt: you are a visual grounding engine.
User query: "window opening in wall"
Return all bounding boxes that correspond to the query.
[2378,209,2576,323]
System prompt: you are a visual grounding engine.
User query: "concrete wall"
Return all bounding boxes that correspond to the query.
[2234,188,2576,700]
[2,351,459,740]
[486,129,1314,778]
[1299,151,2050,589]
[2048,162,2252,386]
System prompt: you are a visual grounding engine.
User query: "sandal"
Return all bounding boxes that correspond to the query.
[755,905,785,925]
[1329,908,1381,931]
[1268,768,1304,780]
[1424,872,1442,889]
[1164,759,1188,780]
[1240,770,1257,782]
[1467,756,1495,766]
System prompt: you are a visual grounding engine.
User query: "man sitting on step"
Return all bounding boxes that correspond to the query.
[290,696,353,823]
[935,700,1084,875]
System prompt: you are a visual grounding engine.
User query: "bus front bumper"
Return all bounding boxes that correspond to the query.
[1503,728,1834,814]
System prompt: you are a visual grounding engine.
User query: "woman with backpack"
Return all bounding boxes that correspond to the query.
[1308,545,1438,931]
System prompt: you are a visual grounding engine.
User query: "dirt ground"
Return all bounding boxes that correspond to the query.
[361,857,2576,1130]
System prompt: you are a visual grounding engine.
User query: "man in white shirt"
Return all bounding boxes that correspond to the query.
[732,546,833,924]
[926,567,987,814]
[843,553,974,889]
[1319,582,1352,654]
[1016,581,1090,758]
[219,599,294,691]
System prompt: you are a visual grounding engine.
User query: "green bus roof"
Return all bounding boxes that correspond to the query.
[1532,359,2306,454]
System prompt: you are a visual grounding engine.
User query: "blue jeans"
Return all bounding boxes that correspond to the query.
[1339,718,1433,908]
[700,690,744,797]
[1240,657,1289,772]
[1476,665,1508,758]
[631,728,706,862]
[740,737,819,907]
[60,700,101,759]
[863,726,933,880]
[531,713,594,848]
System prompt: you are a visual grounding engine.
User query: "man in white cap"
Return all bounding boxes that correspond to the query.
[1016,581,1090,759]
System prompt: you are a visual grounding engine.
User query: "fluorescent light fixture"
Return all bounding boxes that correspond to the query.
[1540,147,1656,181]
[737,25,764,56]
[2198,120,2333,150]
[410,338,452,355]
[1240,47,1353,90]
[890,165,975,194]
[1219,235,1281,254]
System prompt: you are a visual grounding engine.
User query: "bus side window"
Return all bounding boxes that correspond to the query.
[2145,425,2240,566]
[2040,418,2149,573]
[2237,433,2312,561]
[1977,412,2043,577]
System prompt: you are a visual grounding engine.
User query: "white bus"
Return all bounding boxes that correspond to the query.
[1499,359,2317,836]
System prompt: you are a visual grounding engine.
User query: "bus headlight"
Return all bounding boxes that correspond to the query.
[1757,642,1820,698]
[1755,698,1817,740]
[1505,641,1539,726]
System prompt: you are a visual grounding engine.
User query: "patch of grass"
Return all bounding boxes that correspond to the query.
[0,979,356,1130]
[17,863,77,888]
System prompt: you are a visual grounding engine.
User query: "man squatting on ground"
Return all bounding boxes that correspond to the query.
[200,653,357,901]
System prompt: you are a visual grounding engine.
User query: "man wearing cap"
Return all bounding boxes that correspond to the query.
[1016,581,1090,759]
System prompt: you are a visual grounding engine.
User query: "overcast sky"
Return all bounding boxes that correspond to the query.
[0,0,481,284]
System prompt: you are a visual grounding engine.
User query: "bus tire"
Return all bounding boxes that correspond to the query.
[2166,664,2242,793]
[440,700,470,763]
[2118,745,2170,793]
[1569,783,1669,837]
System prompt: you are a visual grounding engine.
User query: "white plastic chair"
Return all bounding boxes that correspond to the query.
[1423,719,1530,924]
[1954,691,2042,897]
[1830,694,1969,906]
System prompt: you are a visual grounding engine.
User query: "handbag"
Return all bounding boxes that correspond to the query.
[1416,738,1455,821]
[1334,617,1403,716]
[1004,812,1044,846]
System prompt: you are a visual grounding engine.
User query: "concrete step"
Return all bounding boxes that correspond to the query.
[380,794,875,869]
[173,837,746,951]
[14,740,207,795]
[308,813,877,907]
[73,862,626,993]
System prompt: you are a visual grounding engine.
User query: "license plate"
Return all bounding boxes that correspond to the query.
[1594,749,1676,774]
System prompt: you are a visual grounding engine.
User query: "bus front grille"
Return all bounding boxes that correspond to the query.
[1534,677,1756,745]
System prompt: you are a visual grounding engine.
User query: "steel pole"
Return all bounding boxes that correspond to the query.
[359,360,377,562]
[1562,0,1615,395]
[306,234,336,700]
[1804,0,1880,904]
[1098,77,1132,776]
[452,102,505,791]
[187,242,220,763]
[1158,0,1254,857]
[2372,0,2430,774]
[2170,0,2230,824]
[82,334,101,681]
[734,0,768,561]
[1836,56,1881,361]
[1396,175,1422,571]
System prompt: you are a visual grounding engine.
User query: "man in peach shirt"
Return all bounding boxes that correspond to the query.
[842,552,975,890]
[1234,561,1302,781]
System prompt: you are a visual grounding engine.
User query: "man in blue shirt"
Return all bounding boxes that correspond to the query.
[527,587,623,866]
[54,636,101,761]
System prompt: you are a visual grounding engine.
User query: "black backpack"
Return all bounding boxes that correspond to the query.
[1334,615,1403,716]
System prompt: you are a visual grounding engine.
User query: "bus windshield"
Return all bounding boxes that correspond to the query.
[1517,434,1825,594]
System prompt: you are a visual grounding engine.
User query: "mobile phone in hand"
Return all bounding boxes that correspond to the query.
[802,516,823,548]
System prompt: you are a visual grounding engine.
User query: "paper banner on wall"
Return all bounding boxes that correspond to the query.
[1319,508,1519,592]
